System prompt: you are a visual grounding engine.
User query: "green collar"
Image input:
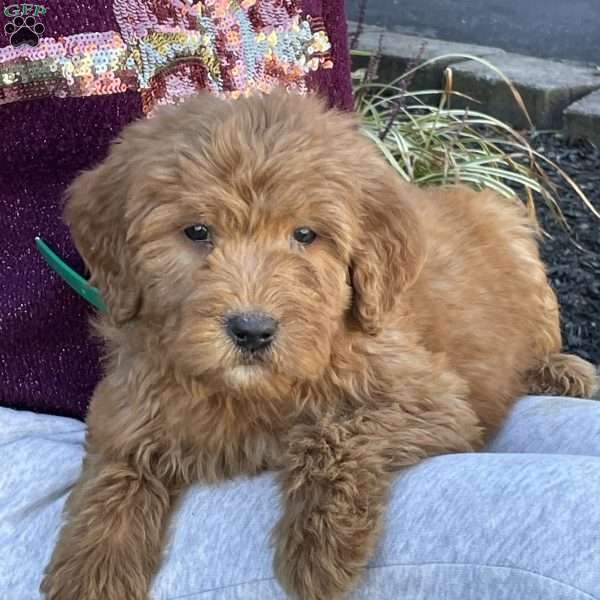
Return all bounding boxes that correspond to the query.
[35,237,107,313]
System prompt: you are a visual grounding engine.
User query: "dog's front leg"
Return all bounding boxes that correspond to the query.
[40,453,176,600]
[272,414,392,600]
[272,396,482,600]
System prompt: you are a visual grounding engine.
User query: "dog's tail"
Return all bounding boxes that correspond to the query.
[526,353,599,398]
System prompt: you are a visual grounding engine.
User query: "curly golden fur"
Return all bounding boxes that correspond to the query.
[41,90,598,600]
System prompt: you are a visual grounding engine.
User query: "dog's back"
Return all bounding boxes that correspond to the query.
[398,184,597,429]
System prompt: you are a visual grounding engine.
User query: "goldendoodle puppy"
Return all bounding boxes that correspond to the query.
[41,90,598,600]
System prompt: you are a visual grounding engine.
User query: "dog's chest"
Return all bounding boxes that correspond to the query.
[180,403,286,480]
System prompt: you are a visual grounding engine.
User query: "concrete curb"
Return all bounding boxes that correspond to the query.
[349,22,600,142]
[349,24,505,91]
[565,90,600,146]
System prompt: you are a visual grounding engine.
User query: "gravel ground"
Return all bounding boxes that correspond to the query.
[530,132,599,368]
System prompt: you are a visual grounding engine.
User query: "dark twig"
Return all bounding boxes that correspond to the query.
[350,0,369,50]
[379,41,427,141]
[362,33,384,86]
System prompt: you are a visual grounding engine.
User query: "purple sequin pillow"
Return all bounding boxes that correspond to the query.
[0,0,352,420]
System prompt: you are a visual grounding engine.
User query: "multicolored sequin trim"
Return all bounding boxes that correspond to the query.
[0,32,137,104]
[0,0,333,112]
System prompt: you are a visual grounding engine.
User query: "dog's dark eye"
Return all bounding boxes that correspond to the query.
[293,227,317,245]
[184,224,211,242]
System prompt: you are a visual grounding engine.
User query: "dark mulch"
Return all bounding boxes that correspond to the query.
[530,132,599,367]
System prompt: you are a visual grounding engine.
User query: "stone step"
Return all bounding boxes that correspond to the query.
[565,89,600,146]
[349,22,504,91]
[452,54,600,129]
[349,23,600,141]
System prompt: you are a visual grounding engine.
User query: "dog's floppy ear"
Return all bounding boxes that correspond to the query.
[64,152,141,325]
[351,173,426,335]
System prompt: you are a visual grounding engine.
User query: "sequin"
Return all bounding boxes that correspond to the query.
[0,1,334,111]
[0,30,133,105]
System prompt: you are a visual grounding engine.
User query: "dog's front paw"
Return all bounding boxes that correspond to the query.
[40,549,147,600]
[272,510,369,600]
[41,570,91,600]
[41,566,95,600]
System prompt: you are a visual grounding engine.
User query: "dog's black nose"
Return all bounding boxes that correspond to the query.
[226,313,278,352]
